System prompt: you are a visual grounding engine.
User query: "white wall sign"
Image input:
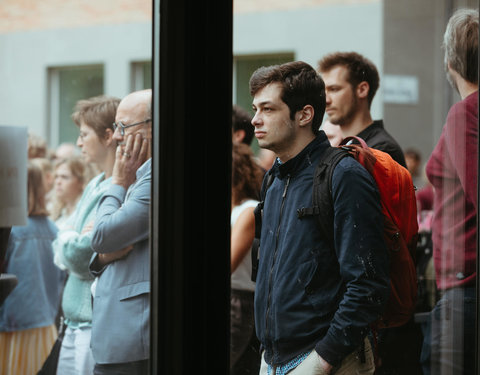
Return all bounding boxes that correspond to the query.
[0,126,27,227]
[383,75,419,104]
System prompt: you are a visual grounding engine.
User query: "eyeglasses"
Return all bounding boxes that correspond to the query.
[112,119,151,136]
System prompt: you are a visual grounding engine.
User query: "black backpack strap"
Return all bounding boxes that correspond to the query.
[314,146,350,249]
[251,170,275,282]
[297,146,350,249]
[297,146,351,293]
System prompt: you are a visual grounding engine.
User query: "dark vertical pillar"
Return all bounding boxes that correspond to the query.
[151,0,232,373]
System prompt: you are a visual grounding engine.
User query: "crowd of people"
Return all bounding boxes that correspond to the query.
[230,7,477,375]
[0,90,153,375]
[0,6,477,375]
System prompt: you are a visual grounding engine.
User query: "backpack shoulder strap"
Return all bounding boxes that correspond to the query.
[251,170,275,282]
[312,146,351,249]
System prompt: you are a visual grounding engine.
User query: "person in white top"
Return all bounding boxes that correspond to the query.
[230,142,264,374]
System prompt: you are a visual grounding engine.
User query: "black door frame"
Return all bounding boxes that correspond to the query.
[151,0,232,373]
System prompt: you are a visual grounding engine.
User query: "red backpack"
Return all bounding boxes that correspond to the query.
[309,136,418,329]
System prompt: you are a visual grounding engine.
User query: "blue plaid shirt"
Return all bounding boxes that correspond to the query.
[267,352,309,375]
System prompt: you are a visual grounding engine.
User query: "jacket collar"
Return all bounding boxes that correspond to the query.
[271,132,329,179]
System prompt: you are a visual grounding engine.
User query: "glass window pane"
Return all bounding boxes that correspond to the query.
[232,1,478,374]
[57,66,104,144]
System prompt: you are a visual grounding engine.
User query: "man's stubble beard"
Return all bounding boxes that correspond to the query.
[329,94,359,127]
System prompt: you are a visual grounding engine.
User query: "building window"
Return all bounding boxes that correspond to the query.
[48,65,104,146]
[131,61,152,91]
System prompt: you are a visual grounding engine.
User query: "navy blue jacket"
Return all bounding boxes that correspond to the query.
[254,133,390,367]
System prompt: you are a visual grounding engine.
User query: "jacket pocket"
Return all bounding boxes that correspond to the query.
[118,281,150,301]
[304,257,342,317]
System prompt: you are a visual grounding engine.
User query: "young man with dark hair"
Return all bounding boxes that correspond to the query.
[421,9,478,375]
[250,60,389,375]
[318,52,406,167]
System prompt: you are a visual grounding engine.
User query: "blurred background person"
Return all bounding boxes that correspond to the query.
[230,142,263,375]
[256,148,276,171]
[232,105,255,146]
[27,132,48,159]
[31,157,55,212]
[52,95,119,375]
[404,147,425,189]
[320,120,344,146]
[54,142,81,161]
[50,156,93,230]
[0,161,65,375]
[421,9,478,375]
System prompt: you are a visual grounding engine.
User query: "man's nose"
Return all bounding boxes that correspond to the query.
[112,127,123,141]
[325,92,332,104]
[251,112,261,127]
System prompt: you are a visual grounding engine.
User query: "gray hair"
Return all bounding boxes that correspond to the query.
[443,8,478,84]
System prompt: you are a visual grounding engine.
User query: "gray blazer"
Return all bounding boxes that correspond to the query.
[89,159,151,364]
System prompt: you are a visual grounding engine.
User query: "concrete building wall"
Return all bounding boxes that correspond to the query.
[234,1,384,119]
[0,0,151,145]
[383,0,477,165]
[2,0,476,156]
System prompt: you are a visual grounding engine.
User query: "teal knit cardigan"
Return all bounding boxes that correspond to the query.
[52,173,112,327]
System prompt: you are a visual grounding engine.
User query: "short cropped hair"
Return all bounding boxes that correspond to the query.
[249,61,326,135]
[318,52,380,107]
[232,105,254,145]
[443,8,478,84]
[71,95,121,139]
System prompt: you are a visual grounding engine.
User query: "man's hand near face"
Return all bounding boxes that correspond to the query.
[113,133,149,189]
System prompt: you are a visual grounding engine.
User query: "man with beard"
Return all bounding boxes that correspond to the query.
[318,52,406,167]
[319,52,420,375]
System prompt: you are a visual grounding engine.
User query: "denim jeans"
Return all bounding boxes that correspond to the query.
[420,286,475,375]
[56,326,95,375]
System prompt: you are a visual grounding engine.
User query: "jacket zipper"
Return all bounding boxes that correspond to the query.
[265,175,291,345]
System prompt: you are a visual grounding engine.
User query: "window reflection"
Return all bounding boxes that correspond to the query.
[232,1,478,374]
[0,1,152,373]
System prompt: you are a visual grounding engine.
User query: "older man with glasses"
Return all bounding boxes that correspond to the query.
[89,89,152,375]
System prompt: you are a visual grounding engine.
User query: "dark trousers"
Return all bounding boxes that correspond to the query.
[373,318,424,375]
[421,286,475,375]
[230,289,261,375]
[94,359,149,375]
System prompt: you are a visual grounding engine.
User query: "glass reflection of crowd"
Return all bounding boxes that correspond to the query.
[0,90,152,375]
[0,7,477,375]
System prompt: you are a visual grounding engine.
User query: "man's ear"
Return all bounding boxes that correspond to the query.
[298,105,314,128]
[356,81,370,100]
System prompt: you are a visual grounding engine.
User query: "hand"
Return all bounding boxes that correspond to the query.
[113,133,149,189]
[317,355,333,374]
[98,245,133,266]
[290,350,333,374]
[81,221,94,235]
